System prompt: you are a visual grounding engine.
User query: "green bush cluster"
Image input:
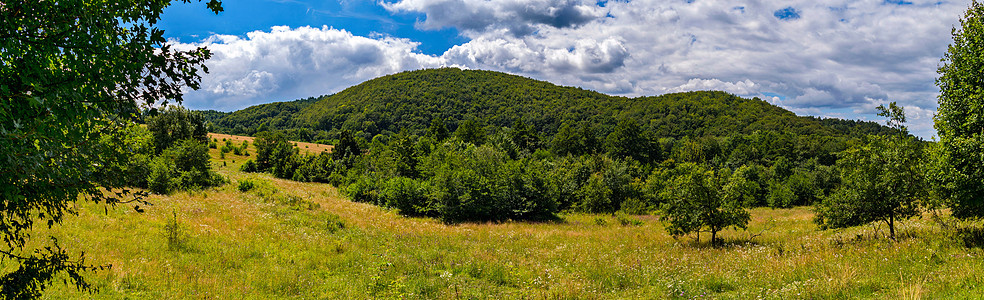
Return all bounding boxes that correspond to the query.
[247,116,858,227]
[220,139,249,156]
[101,106,224,194]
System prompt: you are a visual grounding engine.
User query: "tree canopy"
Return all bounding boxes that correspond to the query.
[0,0,220,296]
[815,103,925,239]
[934,0,984,219]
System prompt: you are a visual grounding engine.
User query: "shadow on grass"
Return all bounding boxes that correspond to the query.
[674,236,763,249]
[955,226,984,248]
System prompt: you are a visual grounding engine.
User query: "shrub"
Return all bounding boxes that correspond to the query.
[163,211,185,251]
[619,198,651,215]
[381,177,430,216]
[325,213,346,233]
[616,211,643,226]
[345,175,380,204]
[147,156,178,194]
[577,173,612,214]
[147,139,224,194]
[238,178,256,192]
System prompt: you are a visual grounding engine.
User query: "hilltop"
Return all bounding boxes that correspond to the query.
[205,68,895,142]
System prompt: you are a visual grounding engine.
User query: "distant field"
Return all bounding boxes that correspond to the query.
[24,142,984,299]
[208,132,333,154]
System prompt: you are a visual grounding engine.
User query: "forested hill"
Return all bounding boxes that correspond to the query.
[205,68,895,141]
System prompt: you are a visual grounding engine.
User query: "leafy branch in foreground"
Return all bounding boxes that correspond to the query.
[0,0,221,296]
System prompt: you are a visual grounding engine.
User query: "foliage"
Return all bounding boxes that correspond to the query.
[254,131,299,178]
[146,106,208,153]
[426,143,558,223]
[332,130,362,168]
[0,0,220,295]
[605,118,656,163]
[659,164,751,244]
[240,159,259,173]
[147,139,224,194]
[207,69,892,146]
[815,103,926,239]
[453,119,487,145]
[934,0,984,219]
[380,177,430,217]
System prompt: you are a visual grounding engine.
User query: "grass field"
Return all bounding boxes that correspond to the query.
[24,135,984,299]
[208,132,334,154]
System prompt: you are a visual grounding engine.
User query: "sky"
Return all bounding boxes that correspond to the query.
[160,0,973,139]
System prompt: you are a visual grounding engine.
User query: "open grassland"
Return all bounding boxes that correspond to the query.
[25,137,984,299]
[208,132,333,154]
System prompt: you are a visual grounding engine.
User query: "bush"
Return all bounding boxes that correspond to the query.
[619,198,651,215]
[238,178,256,192]
[577,173,612,214]
[381,177,430,216]
[146,139,224,194]
[254,131,299,178]
[426,144,559,223]
[615,211,643,226]
[147,156,178,194]
[240,159,258,172]
[345,175,380,204]
[325,213,346,233]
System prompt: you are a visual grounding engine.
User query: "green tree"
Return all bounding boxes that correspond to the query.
[510,119,539,151]
[659,164,751,245]
[0,0,221,296]
[254,131,298,178]
[552,121,579,156]
[427,117,450,141]
[815,103,925,239]
[146,106,209,153]
[453,119,486,145]
[333,129,362,168]
[605,118,652,162]
[935,1,984,219]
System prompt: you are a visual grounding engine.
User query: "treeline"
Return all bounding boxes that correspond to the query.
[241,97,967,245]
[245,115,854,233]
[204,69,898,145]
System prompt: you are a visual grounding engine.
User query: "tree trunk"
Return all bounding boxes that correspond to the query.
[711,229,717,246]
[888,213,896,240]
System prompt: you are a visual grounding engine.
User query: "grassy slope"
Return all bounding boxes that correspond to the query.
[29,137,984,299]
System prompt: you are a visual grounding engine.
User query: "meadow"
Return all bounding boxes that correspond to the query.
[30,136,984,299]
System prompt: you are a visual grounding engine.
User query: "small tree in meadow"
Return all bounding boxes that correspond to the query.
[660,163,751,245]
[814,103,925,240]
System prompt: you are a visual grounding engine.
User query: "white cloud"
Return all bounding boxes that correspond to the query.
[381,0,605,36]
[175,0,972,138]
[174,25,443,110]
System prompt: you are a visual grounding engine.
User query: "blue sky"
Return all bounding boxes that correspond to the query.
[160,0,465,55]
[161,0,973,139]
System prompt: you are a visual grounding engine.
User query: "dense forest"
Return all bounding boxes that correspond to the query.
[205,68,898,143]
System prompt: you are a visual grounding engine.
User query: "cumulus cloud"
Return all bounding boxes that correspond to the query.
[381,0,605,36]
[174,26,443,110]
[174,0,971,138]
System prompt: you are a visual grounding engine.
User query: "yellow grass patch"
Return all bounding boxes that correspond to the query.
[208,132,333,154]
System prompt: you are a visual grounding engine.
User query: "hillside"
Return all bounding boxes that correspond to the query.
[206,68,895,141]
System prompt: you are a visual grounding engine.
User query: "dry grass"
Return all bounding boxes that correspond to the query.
[208,132,333,154]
